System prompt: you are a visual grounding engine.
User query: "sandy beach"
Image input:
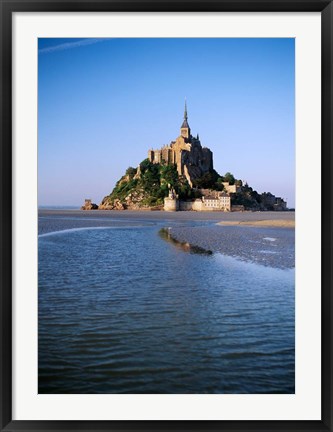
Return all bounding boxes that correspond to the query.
[217,219,295,228]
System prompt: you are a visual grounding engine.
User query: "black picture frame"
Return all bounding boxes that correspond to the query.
[1,1,332,431]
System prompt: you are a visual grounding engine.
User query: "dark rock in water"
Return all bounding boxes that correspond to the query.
[159,228,213,255]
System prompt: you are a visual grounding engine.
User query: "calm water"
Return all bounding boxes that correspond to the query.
[38,213,294,394]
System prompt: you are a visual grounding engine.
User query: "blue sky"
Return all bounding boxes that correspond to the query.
[38,38,295,207]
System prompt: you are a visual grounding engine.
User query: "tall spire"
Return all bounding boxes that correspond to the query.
[181,98,190,130]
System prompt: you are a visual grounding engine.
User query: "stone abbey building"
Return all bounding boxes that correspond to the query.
[148,102,232,212]
[83,102,287,212]
[148,102,213,188]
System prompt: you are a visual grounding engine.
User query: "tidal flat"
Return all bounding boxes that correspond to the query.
[39,210,294,269]
[39,209,294,235]
[38,209,295,394]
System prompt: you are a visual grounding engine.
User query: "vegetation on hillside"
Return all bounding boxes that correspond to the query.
[103,159,198,208]
[191,170,224,190]
[231,182,261,208]
[101,159,266,210]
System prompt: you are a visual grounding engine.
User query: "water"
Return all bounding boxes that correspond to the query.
[38,212,294,394]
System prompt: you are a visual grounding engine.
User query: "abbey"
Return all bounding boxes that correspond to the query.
[148,102,213,187]
[92,101,288,212]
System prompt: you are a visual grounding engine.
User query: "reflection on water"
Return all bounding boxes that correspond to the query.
[39,220,294,394]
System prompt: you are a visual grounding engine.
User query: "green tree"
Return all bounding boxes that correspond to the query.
[215,177,225,191]
[159,164,179,188]
[125,167,137,179]
[139,158,153,174]
[224,172,235,185]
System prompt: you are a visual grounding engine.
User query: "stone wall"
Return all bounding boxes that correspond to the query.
[164,197,179,212]
[222,182,239,194]
[164,198,232,212]
[192,199,205,211]
[179,201,194,211]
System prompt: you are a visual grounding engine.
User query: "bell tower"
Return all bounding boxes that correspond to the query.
[180,100,191,139]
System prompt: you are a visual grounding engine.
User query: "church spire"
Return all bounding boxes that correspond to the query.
[181,99,190,130]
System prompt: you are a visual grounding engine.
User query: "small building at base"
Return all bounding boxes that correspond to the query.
[164,191,231,212]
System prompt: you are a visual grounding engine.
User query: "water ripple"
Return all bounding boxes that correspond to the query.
[39,221,294,394]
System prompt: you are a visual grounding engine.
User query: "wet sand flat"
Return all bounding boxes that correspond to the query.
[38,209,295,268]
[167,224,295,269]
[39,209,295,235]
[217,219,295,228]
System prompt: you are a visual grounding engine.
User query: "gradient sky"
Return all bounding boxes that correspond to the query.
[38,38,295,207]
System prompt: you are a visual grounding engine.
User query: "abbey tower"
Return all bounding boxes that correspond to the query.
[148,102,214,187]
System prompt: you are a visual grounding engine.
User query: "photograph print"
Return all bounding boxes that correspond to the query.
[38,37,295,394]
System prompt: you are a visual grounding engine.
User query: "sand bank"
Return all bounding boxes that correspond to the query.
[166,224,295,268]
[38,209,295,235]
[217,219,295,228]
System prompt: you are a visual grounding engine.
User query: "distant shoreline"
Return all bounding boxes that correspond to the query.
[38,209,295,221]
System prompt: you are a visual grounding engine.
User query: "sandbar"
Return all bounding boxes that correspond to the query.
[217,219,295,228]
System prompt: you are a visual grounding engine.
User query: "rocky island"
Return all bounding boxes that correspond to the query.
[82,103,287,212]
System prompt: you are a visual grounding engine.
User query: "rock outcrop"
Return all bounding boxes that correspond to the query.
[81,199,98,210]
[98,198,126,210]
